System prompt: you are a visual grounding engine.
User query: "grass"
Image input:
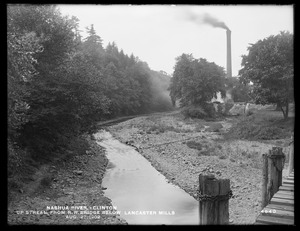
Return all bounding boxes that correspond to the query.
[215,144,262,169]
[224,109,294,140]
[145,124,194,134]
[8,133,92,205]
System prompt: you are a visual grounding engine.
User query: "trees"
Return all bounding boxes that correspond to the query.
[7,6,44,139]
[8,4,174,161]
[239,31,293,119]
[169,53,226,109]
[8,5,89,155]
[82,24,105,68]
[224,76,251,102]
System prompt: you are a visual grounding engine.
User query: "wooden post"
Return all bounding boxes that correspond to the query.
[288,139,294,175]
[218,179,230,224]
[267,147,285,200]
[261,153,268,209]
[199,174,231,224]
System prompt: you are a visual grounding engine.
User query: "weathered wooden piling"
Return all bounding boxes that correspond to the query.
[261,147,285,208]
[261,153,268,209]
[288,138,294,175]
[199,174,232,224]
[267,147,285,198]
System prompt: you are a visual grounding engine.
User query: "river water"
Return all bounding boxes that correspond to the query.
[94,130,199,225]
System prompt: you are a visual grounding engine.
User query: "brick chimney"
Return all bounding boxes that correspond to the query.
[226,29,232,78]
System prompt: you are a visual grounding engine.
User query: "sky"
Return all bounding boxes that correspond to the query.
[59,4,293,76]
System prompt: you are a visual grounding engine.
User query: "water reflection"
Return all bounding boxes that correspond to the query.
[95,130,199,225]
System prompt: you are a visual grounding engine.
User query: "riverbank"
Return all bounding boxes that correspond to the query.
[7,134,127,225]
[108,110,293,224]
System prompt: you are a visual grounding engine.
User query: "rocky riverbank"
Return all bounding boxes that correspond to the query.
[108,110,291,224]
[7,134,127,225]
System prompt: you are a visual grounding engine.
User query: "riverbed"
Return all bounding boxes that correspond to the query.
[94,130,199,225]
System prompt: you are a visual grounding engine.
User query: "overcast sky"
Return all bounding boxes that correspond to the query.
[59,4,293,76]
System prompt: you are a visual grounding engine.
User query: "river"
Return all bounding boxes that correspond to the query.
[94,130,199,225]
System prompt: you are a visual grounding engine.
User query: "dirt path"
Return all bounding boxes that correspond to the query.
[7,135,127,225]
[108,111,291,224]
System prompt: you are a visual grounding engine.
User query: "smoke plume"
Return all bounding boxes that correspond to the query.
[203,13,229,30]
[184,10,230,31]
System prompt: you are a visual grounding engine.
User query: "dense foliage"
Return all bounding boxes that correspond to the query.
[224,76,251,103]
[7,5,172,166]
[239,31,293,119]
[169,53,226,116]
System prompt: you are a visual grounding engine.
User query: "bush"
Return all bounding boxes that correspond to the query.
[255,127,284,140]
[205,123,223,132]
[202,103,217,118]
[186,141,203,150]
[225,113,292,140]
[224,99,234,114]
[182,106,207,119]
[219,155,227,159]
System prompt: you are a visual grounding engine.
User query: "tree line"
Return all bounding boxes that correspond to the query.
[8,5,172,169]
[169,31,293,119]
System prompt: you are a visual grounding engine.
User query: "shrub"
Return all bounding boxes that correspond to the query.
[202,103,217,118]
[219,155,227,159]
[255,127,283,140]
[224,99,234,114]
[205,123,223,132]
[186,141,203,150]
[182,106,207,119]
[225,113,291,140]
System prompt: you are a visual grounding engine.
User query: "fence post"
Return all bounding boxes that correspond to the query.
[261,153,268,209]
[288,138,294,175]
[199,174,231,224]
[267,147,285,200]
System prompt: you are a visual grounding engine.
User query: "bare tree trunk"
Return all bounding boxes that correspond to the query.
[275,102,281,111]
[280,106,286,119]
[280,103,289,120]
[285,100,289,119]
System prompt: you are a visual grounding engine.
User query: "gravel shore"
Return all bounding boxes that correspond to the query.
[108,110,291,224]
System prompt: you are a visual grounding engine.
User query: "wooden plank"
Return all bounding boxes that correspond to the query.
[255,221,268,225]
[275,193,294,199]
[263,206,294,219]
[275,191,294,196]
[276,190,294,196]
[273,193,294,200]
[283,179,294,185]
[266,203,294,212]
[270,197,294,206]
[281,185,294,189]
[281,182,293,186]
[256,214,294,225]
[281,184,294,188]
[279,185,294,192]
[278,188,294,193]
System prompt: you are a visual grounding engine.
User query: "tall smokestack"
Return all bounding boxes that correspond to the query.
[226,29,232,78]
